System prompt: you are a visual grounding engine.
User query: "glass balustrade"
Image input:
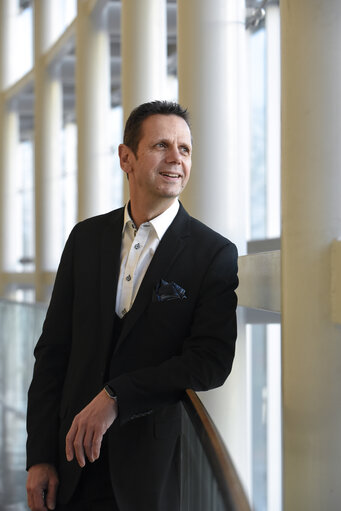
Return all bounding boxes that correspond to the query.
[0,299,47,510]
[181,391,250,511]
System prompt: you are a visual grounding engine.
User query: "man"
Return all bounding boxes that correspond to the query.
[26,101,238,511]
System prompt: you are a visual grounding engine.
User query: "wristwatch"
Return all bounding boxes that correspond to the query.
[104,384,117,401]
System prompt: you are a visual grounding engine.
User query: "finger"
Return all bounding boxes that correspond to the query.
[65,423,77,461]
[27,491,33,510]
[31,489,46,511]
[27,484,45,511]
[27,485,33,509]
[91,430,104,461]
[73,429,86,467]
[83,428,95,463]
[46,478,59,510]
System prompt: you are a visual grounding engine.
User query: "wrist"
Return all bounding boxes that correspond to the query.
[104,384,117,402]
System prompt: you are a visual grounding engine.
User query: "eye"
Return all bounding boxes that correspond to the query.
[156,142,167,149]
[180,145,191,155]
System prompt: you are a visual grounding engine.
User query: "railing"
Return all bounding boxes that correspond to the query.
[181,390,251,511]
[0,299,250,511]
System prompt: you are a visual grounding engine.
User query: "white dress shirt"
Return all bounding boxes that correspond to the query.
[115,200,180,318]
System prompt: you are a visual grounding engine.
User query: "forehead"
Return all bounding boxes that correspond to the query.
[139,114,192,143]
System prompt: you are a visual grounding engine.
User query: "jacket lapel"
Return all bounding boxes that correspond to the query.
[100,208,124,353]
[114,204,191,353]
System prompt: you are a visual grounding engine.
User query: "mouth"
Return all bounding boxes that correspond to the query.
[159,172,182,179]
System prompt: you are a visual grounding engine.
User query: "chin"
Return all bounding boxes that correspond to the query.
[161,190,181,199]
[155,187,181,199]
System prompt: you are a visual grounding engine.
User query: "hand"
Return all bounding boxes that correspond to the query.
[26,463,59,511]
[65,389,118,467]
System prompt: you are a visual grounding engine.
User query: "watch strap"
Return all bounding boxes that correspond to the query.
[104,384,117,401]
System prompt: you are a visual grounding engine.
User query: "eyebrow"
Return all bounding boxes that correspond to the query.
[153,137,192,148]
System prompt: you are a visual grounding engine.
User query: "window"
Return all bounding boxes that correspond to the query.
[7,2,33,86]
[18,139,35,272]
[246,3,281,510]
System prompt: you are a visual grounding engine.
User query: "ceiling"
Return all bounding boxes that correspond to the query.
[13,0,276,140]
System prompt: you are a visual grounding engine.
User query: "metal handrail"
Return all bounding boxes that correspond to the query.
[182,389,251,511]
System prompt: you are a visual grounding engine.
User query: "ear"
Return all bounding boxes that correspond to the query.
[118,144,135,176]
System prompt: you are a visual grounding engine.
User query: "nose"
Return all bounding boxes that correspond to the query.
[165,145,182,164]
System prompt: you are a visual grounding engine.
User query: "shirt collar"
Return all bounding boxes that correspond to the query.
[122,200,180,240]
[123,203,136,232]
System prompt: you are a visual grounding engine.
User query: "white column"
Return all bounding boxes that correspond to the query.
[0,0,19,296]
[0,0,8,294]
[34,0,52,57]
[121,0,167,201]
[34,1,63,300]
[178,0,248,252]
[76,0,111,220]
[178,0,250,495]
[40,65,63,271]
[1,103,20,272]
[121,0,167,117]
[281,1,341,509]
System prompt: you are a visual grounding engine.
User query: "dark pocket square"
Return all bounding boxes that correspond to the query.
[153,279,187,302]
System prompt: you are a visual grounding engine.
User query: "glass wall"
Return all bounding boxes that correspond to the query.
[60,121,77,252]
[246,3,281,510]
[248,4,281,242]
[247,321,282,511]
[18,139,35,273]
[3,109,34,274]
[47,0,77,45]
[98,106,123,215]
[7,1,33,86]
[249,27,266,239]
[0,299,47,510]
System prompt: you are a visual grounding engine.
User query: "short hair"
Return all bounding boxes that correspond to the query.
[123,100,191,156]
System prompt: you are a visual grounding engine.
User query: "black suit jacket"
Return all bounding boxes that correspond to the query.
[26,204,238,510]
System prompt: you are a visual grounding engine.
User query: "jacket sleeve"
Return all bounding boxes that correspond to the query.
[26,228,75,470]
[109,241,238,425]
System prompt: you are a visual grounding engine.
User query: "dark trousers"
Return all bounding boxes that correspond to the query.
[56,497,118,511]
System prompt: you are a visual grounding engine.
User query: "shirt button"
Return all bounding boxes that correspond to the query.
[121,308,127,316]
[134,243,140,250]
[126,275,131,281]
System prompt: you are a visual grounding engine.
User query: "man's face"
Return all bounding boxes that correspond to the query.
[122,114,192,204]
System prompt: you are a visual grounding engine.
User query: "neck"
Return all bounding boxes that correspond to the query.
[128,198,177,228]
